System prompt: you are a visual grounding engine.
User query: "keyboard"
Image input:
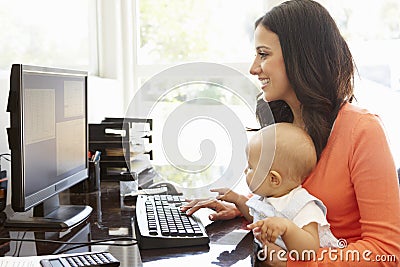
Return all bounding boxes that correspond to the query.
[40,252,120,267]
[135,194,210,249]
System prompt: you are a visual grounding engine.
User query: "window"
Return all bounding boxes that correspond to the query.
[0,0,92,72]
[131,1,268,192]
[131,0,400,191]
[137,0,265,65]
[0,0,96,186]
[321,0,400,165]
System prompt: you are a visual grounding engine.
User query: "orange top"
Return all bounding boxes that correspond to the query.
[288,103,400,266]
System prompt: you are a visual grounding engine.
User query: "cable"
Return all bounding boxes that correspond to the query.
[0,153,11,162]
[0,153,137,254]
[56,239,138,255]
[0,236,138,255]
[10,232,21,257]
[11,232,26,257]
[0,236,137,246]
[0,153,11,172]
[1,236,137,256]
[16,232,26,257]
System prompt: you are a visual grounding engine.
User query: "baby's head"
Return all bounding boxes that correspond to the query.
[245,122,317,197]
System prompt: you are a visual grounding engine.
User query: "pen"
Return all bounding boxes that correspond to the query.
[93,151,101,162]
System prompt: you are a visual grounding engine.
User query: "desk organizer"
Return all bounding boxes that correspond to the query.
[89,118,153,183]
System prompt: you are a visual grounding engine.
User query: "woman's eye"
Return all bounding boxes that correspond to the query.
[244,166,252,174]
[258,52,268,59]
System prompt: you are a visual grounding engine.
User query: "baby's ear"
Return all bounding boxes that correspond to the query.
[269,170,282,186]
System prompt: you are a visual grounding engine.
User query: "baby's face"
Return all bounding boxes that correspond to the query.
[244,145,259,192]
[245,134,274,196]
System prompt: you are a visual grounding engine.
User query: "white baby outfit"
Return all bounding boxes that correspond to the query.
[246,186,339,250]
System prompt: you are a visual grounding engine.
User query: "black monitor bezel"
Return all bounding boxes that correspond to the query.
[7,64,89,212]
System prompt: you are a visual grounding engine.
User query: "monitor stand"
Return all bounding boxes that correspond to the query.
[5,194,92,229]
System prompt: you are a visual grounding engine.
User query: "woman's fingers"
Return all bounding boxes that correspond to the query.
[180,198,240,220]
[208,208,235,221]
[181,198,217,216]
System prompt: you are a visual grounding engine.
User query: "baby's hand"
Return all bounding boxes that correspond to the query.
[247,217,290,245]
[210,188,240,204]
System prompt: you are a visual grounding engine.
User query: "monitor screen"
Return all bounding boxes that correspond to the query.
[6,64,92,228]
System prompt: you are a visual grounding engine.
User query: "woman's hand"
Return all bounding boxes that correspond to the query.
[180,198,242,221]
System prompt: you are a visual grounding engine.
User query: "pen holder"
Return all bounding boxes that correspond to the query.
[87,159,101,192]
[70,157,101,193]
[0,175,7,212]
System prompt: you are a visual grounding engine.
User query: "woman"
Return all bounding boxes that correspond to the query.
[182,0,400,266]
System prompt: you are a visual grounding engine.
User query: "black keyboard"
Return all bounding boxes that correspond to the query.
[135,194,210,249]
[40,252,120,267]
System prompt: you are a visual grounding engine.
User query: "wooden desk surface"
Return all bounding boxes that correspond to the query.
[0,181,255,266]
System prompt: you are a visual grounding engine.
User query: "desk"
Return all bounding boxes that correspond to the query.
[0,180,255,266]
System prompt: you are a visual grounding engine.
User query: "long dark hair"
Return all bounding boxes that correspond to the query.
[256,0,355,159]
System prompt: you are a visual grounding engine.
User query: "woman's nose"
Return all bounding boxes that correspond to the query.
[249,59,261,76]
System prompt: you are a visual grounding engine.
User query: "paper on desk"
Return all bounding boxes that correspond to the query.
[0,252,92,267]
[0,255,49,267]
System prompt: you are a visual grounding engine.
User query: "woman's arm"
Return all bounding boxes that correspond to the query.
[287,113,400,267]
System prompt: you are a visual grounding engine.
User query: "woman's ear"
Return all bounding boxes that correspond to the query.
[269,170,282,187]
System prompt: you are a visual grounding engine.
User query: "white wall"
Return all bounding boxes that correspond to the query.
[87,76,125,123]
[0,71,11,204]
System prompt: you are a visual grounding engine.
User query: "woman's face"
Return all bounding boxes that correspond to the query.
[249,25,294,102]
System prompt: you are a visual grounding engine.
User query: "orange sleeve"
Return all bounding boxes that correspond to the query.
[287,113,400,266]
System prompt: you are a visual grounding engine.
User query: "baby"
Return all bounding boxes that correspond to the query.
[212,123,338,256]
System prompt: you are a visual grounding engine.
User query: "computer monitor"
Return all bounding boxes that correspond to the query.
[5,64,92,228]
